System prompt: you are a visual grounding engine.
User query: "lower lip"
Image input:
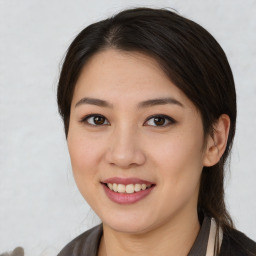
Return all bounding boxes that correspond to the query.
[102,184,155,205]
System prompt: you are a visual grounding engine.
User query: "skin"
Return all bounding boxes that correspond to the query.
[67,49,230,256]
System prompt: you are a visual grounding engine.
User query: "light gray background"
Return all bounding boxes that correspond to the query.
[0,0,255,255]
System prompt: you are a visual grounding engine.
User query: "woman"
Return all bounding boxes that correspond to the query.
[57,7,256,256]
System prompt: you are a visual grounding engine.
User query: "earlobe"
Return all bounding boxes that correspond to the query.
[203,114,230,167]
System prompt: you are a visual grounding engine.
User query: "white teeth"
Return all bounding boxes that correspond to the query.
[113,183,118,192]
[134,184,142,192]
[106,183,152,193]
[117,184,126,193]
[126,184,135,193]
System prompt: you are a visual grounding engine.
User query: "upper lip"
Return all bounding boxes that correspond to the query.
[101,177,155,185]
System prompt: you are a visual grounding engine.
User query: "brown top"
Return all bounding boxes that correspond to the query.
[58,215,256,256]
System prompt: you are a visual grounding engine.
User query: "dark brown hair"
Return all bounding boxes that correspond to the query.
[57,7,236,231]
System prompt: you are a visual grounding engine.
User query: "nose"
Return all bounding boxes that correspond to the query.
[105,125,146,169]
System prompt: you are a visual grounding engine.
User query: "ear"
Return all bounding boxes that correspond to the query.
[203,114,230,167]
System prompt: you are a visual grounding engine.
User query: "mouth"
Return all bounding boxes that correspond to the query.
[102,182,154,194]
[100,177,156,204]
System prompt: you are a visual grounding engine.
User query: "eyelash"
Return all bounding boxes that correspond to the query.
[80,114,176,127]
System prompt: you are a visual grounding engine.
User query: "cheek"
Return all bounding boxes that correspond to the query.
[149,131,204,191]
[67,134,105,208]
[151,135,204,220]
[67,132,104,186]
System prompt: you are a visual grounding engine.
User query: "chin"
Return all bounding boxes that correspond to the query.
[101,213,155,234]
[108,223,149,234]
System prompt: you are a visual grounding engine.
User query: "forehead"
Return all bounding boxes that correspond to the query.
[72,49,194,110]
[76,49,166,89]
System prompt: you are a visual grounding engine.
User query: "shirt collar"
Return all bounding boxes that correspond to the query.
[188,215,211,256]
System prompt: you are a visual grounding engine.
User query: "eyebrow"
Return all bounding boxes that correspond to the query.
[75,97,184,109]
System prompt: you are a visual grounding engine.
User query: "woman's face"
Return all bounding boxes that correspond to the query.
[68,49,208,234]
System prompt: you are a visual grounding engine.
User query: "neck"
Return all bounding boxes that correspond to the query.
[98,210,200,256]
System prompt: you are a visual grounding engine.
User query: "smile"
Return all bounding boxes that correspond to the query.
[101,177,155,204]
[106,183,153,193]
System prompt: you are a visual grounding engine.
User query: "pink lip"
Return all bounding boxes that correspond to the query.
[101,177,155,205]
[102,177,154,185]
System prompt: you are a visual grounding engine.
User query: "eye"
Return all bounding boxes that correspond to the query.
[80,114,110,126]
[144,115,176,127]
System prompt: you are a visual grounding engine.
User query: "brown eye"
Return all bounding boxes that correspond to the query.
[145,115,175,127]
[153,117,165,126]
[81,114,109,126]
[94,116,105,125]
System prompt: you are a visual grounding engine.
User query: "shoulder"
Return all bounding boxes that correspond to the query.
[57,224,103,256]
[220,228,256,256]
